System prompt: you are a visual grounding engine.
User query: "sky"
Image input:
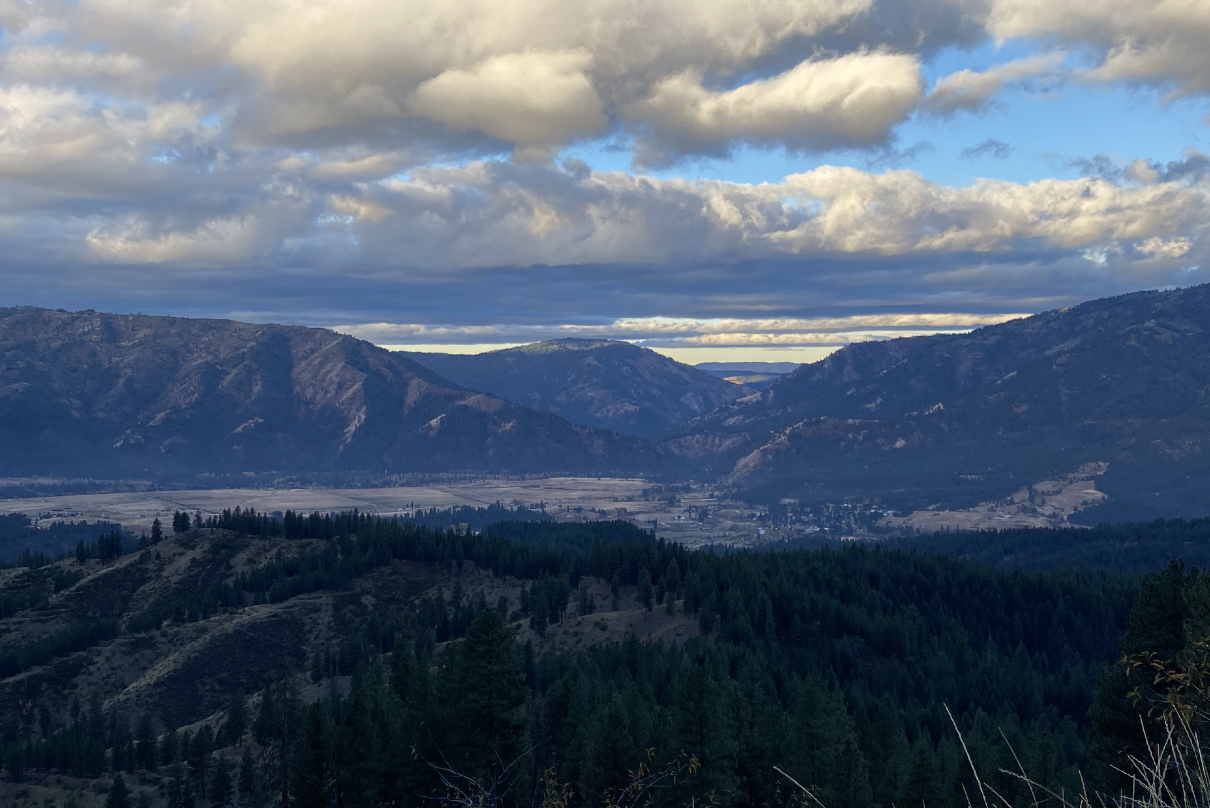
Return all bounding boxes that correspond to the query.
[2,0,1210,364]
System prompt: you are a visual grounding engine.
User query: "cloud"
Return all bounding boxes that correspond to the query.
[336,312,1028,350]
[410,51,608,159]
[1073,150,1210,185]
[46,0,886,159]
[1126,151,1210,184]
[924,52,1065,116]
[0,0,1209,353]
[985,0,1210,98]
[627,50,924,165]
[960,138,1013,160]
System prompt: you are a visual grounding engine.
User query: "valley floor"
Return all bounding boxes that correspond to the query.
[0,478,784,549]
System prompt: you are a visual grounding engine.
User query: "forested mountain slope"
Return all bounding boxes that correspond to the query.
[0,309,667,478]
[666,284,1210,521]
[0,511,1140,808]
[405,340,745,436]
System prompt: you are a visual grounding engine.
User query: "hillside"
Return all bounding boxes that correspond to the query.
[665,284,1210,521]
[0,512,1139,808]
[404,340,744,436]
[0,309,667,478]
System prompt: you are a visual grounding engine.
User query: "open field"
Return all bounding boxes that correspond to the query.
[880,462,1108,532]
[0,477,771,549]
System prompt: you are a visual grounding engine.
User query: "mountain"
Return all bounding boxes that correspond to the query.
[695,362,799,391]
[403,339,745,436]
[666,284,1210,522]
[0,308,666,478]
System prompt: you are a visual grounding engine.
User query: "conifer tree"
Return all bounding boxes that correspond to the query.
[189,724,214,798]
[452,609,528,781]
[160,728,178,766]
[135,715,156,771]
[238,746,257,808]
[638,568,654,618]
[904,741,940,808]
[390,636,411,700]
[663,559,681,601]
[225,691,247,746]
[151,519,163,544]
[531,592,548,637]
[105,773,131,808]
[209,753,233,807]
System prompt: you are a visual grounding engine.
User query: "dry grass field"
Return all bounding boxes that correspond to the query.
[880,462,1108,532]
[0,477,768,548]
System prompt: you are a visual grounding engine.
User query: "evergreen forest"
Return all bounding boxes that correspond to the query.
[0,510,1205,808]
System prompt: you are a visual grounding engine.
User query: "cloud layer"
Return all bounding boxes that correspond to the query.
[1,0,1210,352]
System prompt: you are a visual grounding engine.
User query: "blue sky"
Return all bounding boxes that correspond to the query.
[2,0,1209,363]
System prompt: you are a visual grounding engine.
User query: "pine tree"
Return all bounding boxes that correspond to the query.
[76,540,87,564]
[136,715,156,771]
[226,690,247,745]
[238,746,257,808]
[663,559,681,599]
[638,568,654,618]
[531,592,548,638]
[161,728,178,766]
[209,753,233,807]
[165,763,189,808]
[151,518,163,543]
[105,773,131,808]
[189,724,214,797]
[903,741,940,808]
[390,636,412,700]
[452,609,528,780]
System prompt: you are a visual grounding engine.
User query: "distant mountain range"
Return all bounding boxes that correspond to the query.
[695,362,798,391]
[0,309,665,477]
[665,284,1210,522]
[5,284,1210,523]
[404,339,744,436]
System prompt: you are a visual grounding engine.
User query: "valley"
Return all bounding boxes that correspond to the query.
[0,478,779,552]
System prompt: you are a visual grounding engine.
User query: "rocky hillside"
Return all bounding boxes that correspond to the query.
[404,339,744,436]
[0,309,667,478]
[666,284,1210,521]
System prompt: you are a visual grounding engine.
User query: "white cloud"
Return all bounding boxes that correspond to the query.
[410,51,608,159]
[336,311,1028,350]
[986,0,1210,97]
[326,161,1208,270]
[0,0,1207,329]
[628,50,924,163]
[0,85,210,190]
[924,52,1064,116]
[52,0,878,157]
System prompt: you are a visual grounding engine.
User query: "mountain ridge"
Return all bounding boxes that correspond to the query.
[664,284,1210,521]
[403,338,745,436]
[0,308,668,478]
